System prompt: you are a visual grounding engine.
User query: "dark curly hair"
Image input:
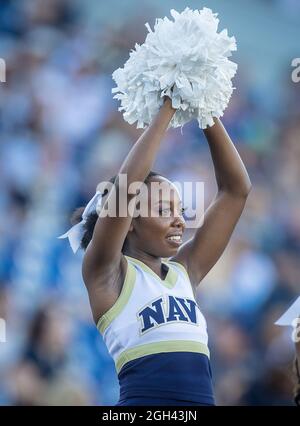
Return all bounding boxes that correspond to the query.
[70,171,162,251]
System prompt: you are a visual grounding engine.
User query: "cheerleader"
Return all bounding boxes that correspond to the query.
[60,95,251,406]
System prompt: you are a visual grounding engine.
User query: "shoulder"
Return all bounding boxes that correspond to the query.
[167,258,189,279]
[169,250,204,289]
[167,258,198,298]
[82,243,126,288]
[82,253,129,324]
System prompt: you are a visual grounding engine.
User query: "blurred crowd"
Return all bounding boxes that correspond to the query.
[0,0,299,405]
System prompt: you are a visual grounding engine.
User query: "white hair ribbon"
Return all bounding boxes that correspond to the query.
[58,191,102,253]
[275,296,300,327]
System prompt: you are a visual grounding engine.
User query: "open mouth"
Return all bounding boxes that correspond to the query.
[166,235,183,246]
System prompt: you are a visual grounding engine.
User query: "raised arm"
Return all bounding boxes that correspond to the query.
[173,117,252,287]
[294,327,300,405]
[82,98,176,284]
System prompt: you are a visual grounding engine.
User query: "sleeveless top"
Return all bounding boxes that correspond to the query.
[97,255,215,404]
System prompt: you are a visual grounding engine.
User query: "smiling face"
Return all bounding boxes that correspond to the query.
[126,175,186,258]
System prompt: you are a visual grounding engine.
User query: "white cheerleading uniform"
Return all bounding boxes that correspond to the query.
[97,255,215,406]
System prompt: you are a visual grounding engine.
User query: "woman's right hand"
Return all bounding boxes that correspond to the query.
[162,96,176,113]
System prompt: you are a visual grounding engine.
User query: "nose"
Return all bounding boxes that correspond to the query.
[171,214,185,231]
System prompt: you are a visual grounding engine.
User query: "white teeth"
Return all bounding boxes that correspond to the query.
[168,236,181,241]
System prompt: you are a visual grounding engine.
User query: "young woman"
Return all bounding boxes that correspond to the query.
[70,97,251,406]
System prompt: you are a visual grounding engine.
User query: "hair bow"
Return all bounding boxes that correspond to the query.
[58,191,102,253]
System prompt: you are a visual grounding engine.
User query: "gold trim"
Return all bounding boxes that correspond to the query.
[166,260,190,282]
[125,256,178,289]
[116,340,210,373]
[97,259,136,334]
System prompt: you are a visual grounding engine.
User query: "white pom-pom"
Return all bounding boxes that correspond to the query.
[112,7,237,130]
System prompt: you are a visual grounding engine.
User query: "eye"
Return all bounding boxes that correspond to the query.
[180,206,187,216]
[159,207,171,217]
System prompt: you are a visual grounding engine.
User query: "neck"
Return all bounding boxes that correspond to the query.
[124,248,164,279]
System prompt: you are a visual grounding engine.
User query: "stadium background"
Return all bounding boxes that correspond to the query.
[0,0,299,405]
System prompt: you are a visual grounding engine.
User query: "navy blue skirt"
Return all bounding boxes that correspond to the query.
[116,351,215,406]
[115,396,214,406]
